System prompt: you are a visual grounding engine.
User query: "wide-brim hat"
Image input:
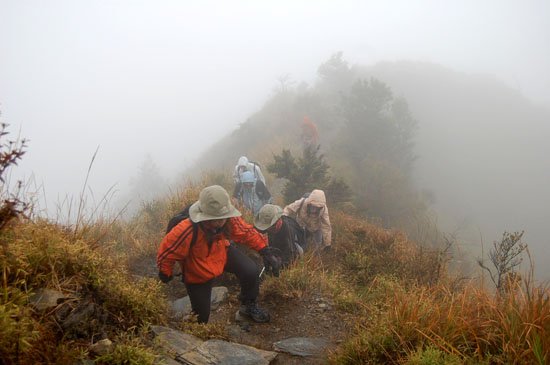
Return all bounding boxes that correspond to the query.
[189,185,241,223]
[254,204,283,231]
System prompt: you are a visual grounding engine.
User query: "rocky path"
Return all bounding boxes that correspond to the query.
[160,281,349,364]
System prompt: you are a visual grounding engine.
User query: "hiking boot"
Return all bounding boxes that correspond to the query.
[239,302,270,323]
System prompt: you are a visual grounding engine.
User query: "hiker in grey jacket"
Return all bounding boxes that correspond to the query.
[283,189,331,251]
[233,156,266,184]
[233,171,271,215]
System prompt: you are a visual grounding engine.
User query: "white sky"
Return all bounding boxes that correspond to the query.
[1,0,549,213]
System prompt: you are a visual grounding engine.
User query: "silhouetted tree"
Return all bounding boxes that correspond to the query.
[268,145,351,205]
[129,154,167,204]
[339,78,417,172]
[478,231,527,295]
[0,123,29,233]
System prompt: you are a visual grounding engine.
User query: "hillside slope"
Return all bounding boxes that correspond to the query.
[191,58,550,278]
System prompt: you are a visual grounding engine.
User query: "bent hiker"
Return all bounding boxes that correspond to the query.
[283,189,332,251]
[233,156,266,184]
[156,185,280,324]
[233,171,272,215]
[254,204,304,274]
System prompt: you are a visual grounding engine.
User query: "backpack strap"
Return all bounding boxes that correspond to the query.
[190,222,199,249]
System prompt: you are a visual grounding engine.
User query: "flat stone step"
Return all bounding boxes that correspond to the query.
[152,325,277,365]
[273,337,329,356]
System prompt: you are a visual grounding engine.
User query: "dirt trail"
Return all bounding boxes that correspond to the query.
[135,253,350,364]
[211,286,347,364]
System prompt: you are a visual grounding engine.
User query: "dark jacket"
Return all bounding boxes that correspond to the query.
[266,216,304,267]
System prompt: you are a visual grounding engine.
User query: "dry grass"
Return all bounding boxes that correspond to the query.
[0,219,168,364]
[178,320,229,341]
[2,170,548,364]
[331,277,550,364]
[331,211,446,286]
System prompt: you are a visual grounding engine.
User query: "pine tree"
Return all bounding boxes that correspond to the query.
[268,145,350,204]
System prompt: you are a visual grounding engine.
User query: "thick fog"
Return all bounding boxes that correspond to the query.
[1,1,549,275]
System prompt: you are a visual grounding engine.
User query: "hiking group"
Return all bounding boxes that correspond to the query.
[156,154,332,324]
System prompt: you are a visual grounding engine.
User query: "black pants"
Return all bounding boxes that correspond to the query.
[184,244,260,323]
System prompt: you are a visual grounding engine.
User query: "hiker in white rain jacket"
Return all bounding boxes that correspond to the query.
[283,189,331,251]
[233,156,266,184]
[233,171,272,215]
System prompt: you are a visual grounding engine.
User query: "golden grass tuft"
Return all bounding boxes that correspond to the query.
[331,211,445,286]
[178,320,228,341]
[0,218,169,363]
[331,278,550,364]
[94,332,159,365]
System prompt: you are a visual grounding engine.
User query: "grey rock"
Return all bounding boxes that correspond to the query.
[151,325,202,357]
[152,325,276,364]
[273,337,329,356]
[171,296,192,317]
[61,302,96,330]
[89,338,113,356]
[180,339,277,365]
[29,288,66,311]
[210,286,228,310]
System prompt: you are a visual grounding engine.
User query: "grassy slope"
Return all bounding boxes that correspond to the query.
[2,61,549,364]
[2,176,548,364]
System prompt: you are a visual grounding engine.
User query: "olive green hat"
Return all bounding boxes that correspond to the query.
[254,204,283,231]
[189,185,241,223]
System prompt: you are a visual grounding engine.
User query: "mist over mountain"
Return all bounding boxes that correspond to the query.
[192,58,550,279]
[360,61,550,279]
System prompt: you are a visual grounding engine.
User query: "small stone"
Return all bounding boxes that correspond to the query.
[89,339,112,356]
[29,288,67,311]
[151,325,203,357]
[273,337,329,357]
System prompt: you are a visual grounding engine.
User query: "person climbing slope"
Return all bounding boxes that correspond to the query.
[233,156,266,184]
[157,185,279,323]
[233,171,272,215]
[254,204,305,274]
[283,189,332,252]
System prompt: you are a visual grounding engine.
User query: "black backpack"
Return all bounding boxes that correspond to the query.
[283,215,307,251]
[165,205,199,248]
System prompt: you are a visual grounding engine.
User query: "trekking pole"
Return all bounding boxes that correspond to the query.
[258,266,266,278]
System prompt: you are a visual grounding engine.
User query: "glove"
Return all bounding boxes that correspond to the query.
[158,271,173,283]
[259,247,281,277]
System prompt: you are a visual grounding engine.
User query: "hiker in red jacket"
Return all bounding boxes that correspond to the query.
[301,116,319,148]
[157,185,279,323]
